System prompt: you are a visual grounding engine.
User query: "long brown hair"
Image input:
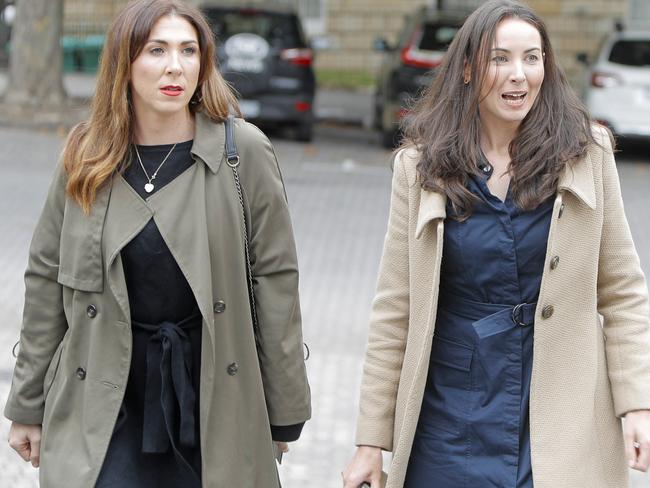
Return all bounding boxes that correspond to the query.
[63,0,240,213]
[403,0,595,220]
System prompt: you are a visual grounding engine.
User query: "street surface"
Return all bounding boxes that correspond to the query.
[0,123,649,487]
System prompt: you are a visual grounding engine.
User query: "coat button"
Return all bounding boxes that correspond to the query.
[541,305,554,319]
[86,304,97,318]
[558,203,565,219]
[76,367,87,380]
[213,300,226,313]
[550,255,560,270]
[226,362,238,376]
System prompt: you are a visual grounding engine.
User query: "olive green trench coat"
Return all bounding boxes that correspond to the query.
[355,126,650,487]
[4,113,311,487]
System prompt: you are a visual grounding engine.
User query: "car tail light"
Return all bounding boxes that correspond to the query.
[396,107,410,120]
[400,27,442,69]
[294,101,311,112]
[591,71,622,88]
[400,46,442,69]
[281,48,313,66]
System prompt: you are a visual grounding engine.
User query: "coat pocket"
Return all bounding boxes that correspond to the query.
[43,338,66,400]
[425,335,475,428]
[430,336,473,376]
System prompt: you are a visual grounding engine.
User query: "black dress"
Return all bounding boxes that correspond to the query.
[96,140,202,487]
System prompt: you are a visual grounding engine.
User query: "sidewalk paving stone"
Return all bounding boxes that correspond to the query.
[0,124,648,487]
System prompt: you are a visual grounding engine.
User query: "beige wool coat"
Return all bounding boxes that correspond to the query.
[4,113,311,487]
[355,126,650,488]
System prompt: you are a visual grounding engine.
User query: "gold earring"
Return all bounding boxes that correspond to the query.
[464,78,470,85]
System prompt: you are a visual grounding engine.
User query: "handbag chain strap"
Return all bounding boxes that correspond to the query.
[224,115,260,343]
[224,116,309,361]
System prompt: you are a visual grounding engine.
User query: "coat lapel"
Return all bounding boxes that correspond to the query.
[415,189,446,239]
[97,111,224,347]
[102,175,154,319]
[145,163,216,347]
[557,151,596,210]
[191,111,226,174]
[414,148,596,241]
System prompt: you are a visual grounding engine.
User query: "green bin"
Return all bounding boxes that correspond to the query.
[78,35,104,73]
[61,36,80,72]
[7,37,83,72]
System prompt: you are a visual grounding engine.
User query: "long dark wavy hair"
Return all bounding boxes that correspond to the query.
[402,0,596,220]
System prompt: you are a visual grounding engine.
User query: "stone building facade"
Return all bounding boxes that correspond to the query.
[303,0,632,86]
[63,0,649,87]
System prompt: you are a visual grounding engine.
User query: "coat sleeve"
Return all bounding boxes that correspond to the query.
[595,128,650,417]
[236,120,311,429]
[4,161,69,425]
[355,150,410,451]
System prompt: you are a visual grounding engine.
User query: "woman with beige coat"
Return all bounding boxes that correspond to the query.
[5,1,310,486]
[343,1,650,487]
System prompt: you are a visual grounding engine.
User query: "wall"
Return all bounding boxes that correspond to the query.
[318,0,628,87]
[62,0,635,88]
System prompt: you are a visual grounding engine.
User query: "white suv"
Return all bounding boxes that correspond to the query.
[579,30,650,139]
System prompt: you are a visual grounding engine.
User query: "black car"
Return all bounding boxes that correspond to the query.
[373,7,468,148]
[202,5,316,142]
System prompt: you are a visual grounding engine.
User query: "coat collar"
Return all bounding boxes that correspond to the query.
[414,149,596,239]
[557,150,596,210]
[58,112,225,313]
[102,175,154,319]
[190,111,226,174]
[415,189,446,239]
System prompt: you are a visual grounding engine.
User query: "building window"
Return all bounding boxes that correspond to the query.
[296,0,325,36]
[628,0,650,29]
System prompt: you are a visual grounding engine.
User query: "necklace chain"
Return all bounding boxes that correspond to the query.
[134,142,178,193]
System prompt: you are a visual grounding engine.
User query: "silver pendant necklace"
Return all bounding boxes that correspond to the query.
[133,142,178,193]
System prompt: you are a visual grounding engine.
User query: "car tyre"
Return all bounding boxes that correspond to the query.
[373,96,384,131]
[381,127,400,149]
[295,121,314,142]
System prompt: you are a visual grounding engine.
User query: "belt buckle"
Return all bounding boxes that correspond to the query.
[512,303,528,326]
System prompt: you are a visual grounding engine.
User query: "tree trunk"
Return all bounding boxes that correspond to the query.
[2,0,65,107]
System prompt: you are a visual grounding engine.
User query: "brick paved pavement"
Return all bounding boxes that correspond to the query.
[0,125,648,487]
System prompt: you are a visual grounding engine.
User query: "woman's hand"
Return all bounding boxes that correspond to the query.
[342,445,383,488]
[624,409,650,471]
[8,422,42,468]
[276,441,289,455]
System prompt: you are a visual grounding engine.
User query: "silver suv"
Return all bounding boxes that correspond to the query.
[578,30,650,140]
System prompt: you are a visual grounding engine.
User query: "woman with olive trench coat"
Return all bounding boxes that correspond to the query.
[355,126,650,488]
[4,113,311,488]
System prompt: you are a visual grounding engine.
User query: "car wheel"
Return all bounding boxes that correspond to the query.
[373,95,384,131]
[381,127,400,149]
[295,121,314,142]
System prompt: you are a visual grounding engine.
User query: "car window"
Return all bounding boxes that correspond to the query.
[204,10,304,48]
[396,14,416,48]
[608,39,650,67]
[418,23,459,51]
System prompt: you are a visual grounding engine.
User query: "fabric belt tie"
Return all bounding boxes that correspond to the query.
[438,290,537,339]
[132,312,201,454]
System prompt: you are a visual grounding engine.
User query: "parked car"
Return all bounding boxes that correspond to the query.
[579,30,650,140]
[0,1,15,68]
[201,5,316,142]
[372,7,468,148]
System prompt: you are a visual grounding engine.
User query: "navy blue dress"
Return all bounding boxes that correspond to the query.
[404,172,554,488]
